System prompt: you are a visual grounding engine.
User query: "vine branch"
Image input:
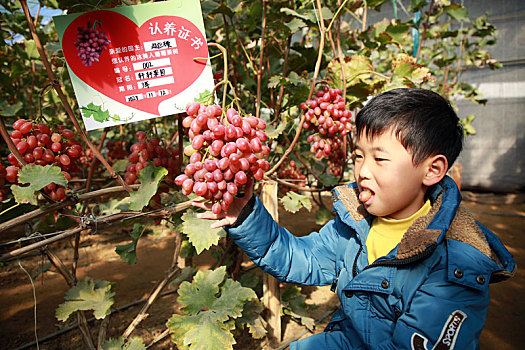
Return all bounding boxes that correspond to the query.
[0,200,193,262]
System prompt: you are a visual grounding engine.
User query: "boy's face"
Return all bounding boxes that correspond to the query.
[354,128,429,220]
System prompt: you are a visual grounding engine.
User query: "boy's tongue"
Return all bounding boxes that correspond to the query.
[359,189,373,203]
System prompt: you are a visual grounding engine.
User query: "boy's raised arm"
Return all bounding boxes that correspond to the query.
[191,178,340,286]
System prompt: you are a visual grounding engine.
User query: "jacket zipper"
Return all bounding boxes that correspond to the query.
[353,246,363,277]
[331,245,363,292]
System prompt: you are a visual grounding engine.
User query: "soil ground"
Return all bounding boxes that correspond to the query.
[0,191,523,350]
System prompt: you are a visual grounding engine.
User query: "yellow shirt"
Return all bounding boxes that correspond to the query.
[366,200,432,263]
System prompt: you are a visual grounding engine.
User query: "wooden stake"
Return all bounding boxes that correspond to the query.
[260,181,281,343]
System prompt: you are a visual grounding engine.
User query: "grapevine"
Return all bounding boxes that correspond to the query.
[74,21,111,67]
[175,102,271,215]
[6,119,84,201]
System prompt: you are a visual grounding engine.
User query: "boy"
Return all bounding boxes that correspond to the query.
[193,88,515,349]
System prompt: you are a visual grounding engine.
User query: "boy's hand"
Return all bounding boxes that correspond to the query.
[191,178,254,229]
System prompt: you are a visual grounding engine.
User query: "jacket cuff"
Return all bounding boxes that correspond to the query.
[229,194,256,228]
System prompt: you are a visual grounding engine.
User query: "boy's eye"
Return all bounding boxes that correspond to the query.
[375,157,388,162]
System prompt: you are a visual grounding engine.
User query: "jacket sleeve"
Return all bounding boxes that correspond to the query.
[376,265,489,350]
[226,195,342,286]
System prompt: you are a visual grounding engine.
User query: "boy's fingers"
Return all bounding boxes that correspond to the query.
[210,218,235,229]
[210,221,227,229]
[196,212,223,220]
[191,201,212,210]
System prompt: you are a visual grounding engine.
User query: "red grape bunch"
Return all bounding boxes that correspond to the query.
[123,131,181,186]
[6,120,84,201]
[75,22,110,67]
[277,160,306,195]
[175,102,271,215]
[300,86,352,159]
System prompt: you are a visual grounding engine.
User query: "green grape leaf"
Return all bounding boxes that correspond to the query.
[287,71,303,86]
[11,164,67,205]
[24,39,39,59]
[102,338,125,349]
[284,17,306,33]
[460,114,477,136]
[201,0,221,15]
[267,75,282,89]
[115,223,145,265]
[212,278,258,320]
[167,267,257,349]
[385,23,410,44]
[315,205,333,225]
[319,173,339,187]
[129,166,168,211]
[177,267,226,315]
[168,313,236,350]
[181,210,226,254]
[102,337,146,350]
[327,55,376,89]
[445,4,469,22]
[55,278,115,322]
[0,101,23,116]
[111,159,128,174]
[97,198,131,216]
[280,8,311,22]
[235,300,267,339]
[265,122,286,139]
[280,192,312,213]
[246,316,267,339]
[409,0,428,12]
[281,284,315,331]
[123,337,147,350]
[238,270,260,290]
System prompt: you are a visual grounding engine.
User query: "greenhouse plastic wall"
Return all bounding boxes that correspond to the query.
[455,0,525,192]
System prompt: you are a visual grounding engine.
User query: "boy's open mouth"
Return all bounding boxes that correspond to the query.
[359,189,374,204]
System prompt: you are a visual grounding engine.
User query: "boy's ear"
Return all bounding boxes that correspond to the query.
[422,155,448,187]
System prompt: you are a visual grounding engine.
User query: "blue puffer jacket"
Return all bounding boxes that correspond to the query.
[226,176,515,349]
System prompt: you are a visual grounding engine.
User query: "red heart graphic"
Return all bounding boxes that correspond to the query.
[62,11,208,116]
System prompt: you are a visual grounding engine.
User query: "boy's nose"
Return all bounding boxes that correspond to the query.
[357,161,372,179]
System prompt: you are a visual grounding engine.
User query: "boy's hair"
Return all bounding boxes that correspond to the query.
[355,88,463,169]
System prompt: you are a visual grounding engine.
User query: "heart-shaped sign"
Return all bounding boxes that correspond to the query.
[62,11,208,116]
